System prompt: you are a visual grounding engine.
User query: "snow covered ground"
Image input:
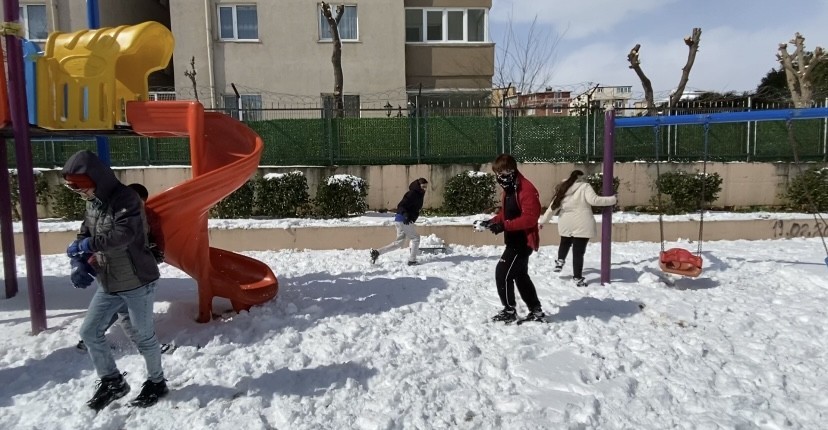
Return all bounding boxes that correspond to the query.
[1,217,827,429]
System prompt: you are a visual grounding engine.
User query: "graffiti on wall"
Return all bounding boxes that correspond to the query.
[772,220,827,238]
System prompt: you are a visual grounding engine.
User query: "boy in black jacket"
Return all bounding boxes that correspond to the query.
[371,178,428,265]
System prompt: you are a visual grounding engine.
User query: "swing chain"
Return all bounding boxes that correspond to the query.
[698,122,709,256]
[654,125,665,254]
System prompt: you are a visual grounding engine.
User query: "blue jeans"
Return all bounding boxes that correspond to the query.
[80,281,164,383]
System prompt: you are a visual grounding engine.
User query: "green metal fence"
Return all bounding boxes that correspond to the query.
[6,107,827,168]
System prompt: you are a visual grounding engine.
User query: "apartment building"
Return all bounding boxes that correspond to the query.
[508,89,572,117]
[170,0,494,116]
[570,85,634,116]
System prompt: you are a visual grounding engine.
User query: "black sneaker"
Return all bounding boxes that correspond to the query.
[491,307,517,323]
[407,260,418,266]
[517,308,545,324]
[87,372,130,411]
[554,259,565,272]
[574,277,587,287]
[77,340,87,351]
[129,379,169,408]
[370,249,379,264]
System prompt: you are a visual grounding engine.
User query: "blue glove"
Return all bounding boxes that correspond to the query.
[488,222,505,235]
[67,238,93,257]
[69,254,96,289]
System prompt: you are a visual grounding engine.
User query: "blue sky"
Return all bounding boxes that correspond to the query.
[489,0,828,100]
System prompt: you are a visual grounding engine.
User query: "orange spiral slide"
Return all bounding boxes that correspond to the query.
[126,101,278,322]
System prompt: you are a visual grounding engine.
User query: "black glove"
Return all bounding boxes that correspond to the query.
[488,222,505,235]
[402,213,412,225]
[69,254,96,289]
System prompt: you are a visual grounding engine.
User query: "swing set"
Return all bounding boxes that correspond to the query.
[611,107,828,279]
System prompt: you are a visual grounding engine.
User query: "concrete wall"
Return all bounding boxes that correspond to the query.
[21,217,825,255]
[33,162,825,218]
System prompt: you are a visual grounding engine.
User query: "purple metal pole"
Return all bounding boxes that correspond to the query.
[3,0,47,333]
[601,109,616,285]
[0,44,18,299]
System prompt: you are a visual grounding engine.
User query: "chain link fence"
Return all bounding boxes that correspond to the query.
[7,102,828,168]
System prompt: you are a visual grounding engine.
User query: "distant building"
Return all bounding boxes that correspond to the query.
[507,88,572,116]
[571,85,634,116]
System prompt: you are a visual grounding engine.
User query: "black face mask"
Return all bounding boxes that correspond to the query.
[496,170,517,190]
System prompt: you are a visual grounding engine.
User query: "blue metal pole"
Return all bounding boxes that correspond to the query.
[601,109,615,285]
[86,0,111,165]
[616,108,828,128]
[86,0,100,27]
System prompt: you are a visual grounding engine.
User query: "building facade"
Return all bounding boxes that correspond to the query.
[7,0,494,117]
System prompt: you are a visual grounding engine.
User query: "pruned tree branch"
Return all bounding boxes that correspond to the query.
[627,28,702,116]
[777,32,825,108]
[669,28,702,107]
[183,56,199,102]
[627,44,656,116]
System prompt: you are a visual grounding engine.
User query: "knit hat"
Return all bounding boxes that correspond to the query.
[64,174,95,189]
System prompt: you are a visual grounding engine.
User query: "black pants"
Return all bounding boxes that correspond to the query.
[558,236,590,278]
[495,246,541,310]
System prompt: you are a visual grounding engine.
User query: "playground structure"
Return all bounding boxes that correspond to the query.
[607,107,828,280]
[1,20,278,330]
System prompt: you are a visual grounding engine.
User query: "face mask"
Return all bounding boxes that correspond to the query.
[496,170,517,189]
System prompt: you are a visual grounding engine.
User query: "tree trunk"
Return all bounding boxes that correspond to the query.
[777,33,826,108]
[321,3,345,118]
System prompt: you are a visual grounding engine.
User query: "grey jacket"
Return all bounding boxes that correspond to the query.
[62,150,160,293]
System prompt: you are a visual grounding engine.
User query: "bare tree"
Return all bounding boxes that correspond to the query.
[183,56,199,102]
[777,32,825,108]
[627,28,702,116]
[321,2,345,118]
[494,12,565,94]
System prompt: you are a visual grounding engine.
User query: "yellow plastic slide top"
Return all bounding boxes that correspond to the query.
[36,21,174,130]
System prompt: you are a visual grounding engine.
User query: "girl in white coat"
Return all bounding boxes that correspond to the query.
[539,170,616,287]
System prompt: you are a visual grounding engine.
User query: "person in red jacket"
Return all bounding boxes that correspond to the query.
[479,154,545,323]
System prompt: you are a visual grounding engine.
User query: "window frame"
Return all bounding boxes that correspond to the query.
[20,3,48,42]
[318,4,359,42]
[404,8,488,44]
[320,94,361,118]
[217,4,259,42]
[222,94,263,121]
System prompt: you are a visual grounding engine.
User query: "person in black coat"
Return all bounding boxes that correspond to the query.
[371,178,428,265]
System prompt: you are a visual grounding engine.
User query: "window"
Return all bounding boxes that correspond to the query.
[222,94,262,121]
[319,5,358,41]
[404,9,422,42]
[218,5,258,41]
[20,4,47,41]
[321,94,360,118]
[405,8,488,43]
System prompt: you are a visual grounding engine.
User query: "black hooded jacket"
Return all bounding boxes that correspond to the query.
[61,150,160,293]
[395,180,426,223]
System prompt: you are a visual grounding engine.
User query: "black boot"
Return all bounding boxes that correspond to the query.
[87,372,130,411]
[129,379,169,408]
[491,307,517,323]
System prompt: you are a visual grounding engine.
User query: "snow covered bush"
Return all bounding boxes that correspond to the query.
[784,166,828,211]
[313,174,368,218]
[442,170,496,215]
[654,170,722,214]
[256,171,311,217]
